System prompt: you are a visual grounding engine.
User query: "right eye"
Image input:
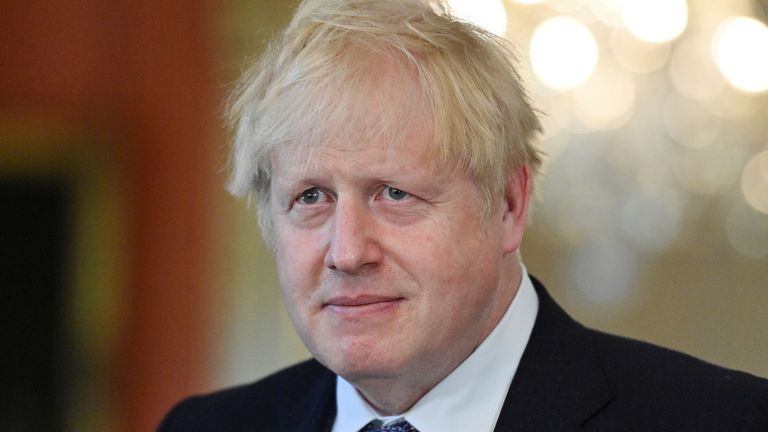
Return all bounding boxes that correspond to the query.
[296,187,325,205]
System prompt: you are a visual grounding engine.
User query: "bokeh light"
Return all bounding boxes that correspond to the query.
[703,89,760,119]
[617,0,688,43]
[727,203,768,258]
[676,143,745,195]
[619,188,683,252]
[547,0,587,13]
[573,61,636,130]
[611,27,671,74]
[588,0,623,27]
[568,234,639,306]
[447,0,508,36]
[712,16,768,93]
[663,95,722,149]
[530,17,599,90]
[669,36,725,101]
[557,182,616,243]
[741,151,768,214]
[542,92,595,134]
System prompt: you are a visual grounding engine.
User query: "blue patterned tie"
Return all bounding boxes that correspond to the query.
[359,418,419,432]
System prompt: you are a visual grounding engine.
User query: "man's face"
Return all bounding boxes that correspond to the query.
[268,118,520,387]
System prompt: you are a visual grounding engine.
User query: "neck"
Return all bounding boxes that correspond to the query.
[356,382,432,416]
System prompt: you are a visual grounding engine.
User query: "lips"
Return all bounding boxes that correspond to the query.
[322,295,405,320]
[324,295,404,307]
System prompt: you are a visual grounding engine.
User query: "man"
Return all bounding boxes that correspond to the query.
[159,0,768,430]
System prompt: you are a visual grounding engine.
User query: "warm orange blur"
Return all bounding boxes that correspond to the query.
[2,1,220,430]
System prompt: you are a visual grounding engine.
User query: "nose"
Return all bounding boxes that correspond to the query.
[324,198,382,274]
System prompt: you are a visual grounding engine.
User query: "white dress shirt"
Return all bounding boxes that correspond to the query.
[331,269,540,432]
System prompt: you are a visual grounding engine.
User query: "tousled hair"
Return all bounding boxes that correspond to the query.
[226,0,543,242]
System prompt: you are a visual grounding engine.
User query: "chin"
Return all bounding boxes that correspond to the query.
[320,345,409,382]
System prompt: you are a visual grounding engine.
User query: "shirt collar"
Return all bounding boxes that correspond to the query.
[332,269,539,432]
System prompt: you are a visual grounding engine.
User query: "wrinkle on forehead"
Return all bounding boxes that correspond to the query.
[276,118,438,181]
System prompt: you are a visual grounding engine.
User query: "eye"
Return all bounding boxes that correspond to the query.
[297,187,326,205]
[382,185,410,201]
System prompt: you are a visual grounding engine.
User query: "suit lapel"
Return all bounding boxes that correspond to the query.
[290,363,337,432]
[494,278,613,431]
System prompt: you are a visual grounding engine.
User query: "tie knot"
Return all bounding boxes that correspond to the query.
[360,417,418,432]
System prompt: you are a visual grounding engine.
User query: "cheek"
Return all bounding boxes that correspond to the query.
[418,225,500,298]
[274,243,323,347]
[274,230,325,302]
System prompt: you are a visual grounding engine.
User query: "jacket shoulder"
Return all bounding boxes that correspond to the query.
[157,359,335,431]
[588,329,768,429]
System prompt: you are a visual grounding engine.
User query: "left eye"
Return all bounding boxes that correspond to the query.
[382,185,410,201]
[297,187,326,205]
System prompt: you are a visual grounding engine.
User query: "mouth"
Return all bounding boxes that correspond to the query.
[322,295,405,316]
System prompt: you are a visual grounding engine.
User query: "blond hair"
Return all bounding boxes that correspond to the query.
[227,0,542,240]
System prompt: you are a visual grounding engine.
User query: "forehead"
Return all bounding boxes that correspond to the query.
[272,113,440,180]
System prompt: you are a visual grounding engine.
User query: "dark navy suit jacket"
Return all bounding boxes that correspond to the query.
[158,278,768,431]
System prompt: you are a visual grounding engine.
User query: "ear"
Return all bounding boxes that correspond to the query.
[500,165,532,255]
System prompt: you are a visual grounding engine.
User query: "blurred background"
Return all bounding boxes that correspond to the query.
[1,0,766,431]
